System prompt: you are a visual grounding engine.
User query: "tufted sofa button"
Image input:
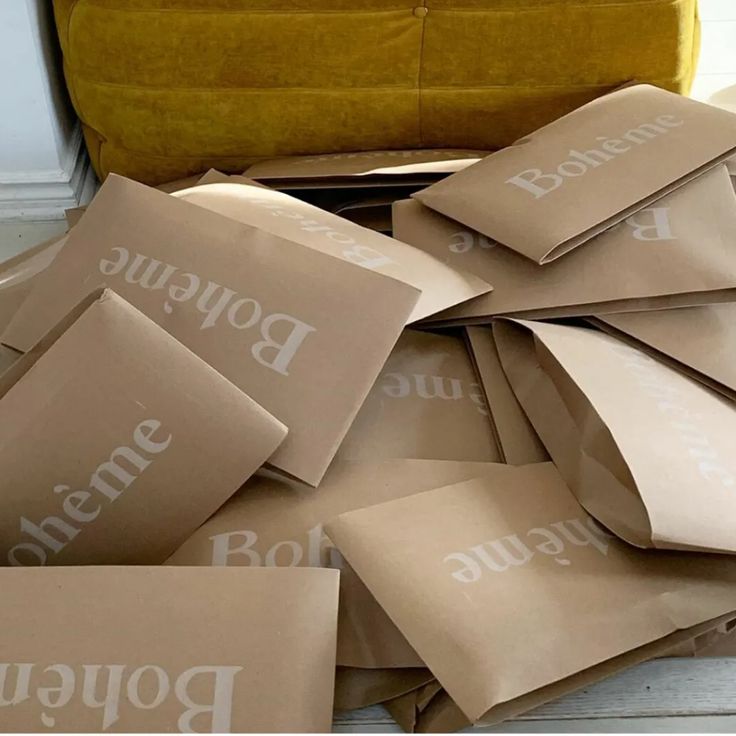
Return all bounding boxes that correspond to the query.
[413,6,429,18]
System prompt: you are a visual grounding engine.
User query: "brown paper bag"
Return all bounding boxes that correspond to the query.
[0,236,65,332]
[395,165,736,324]
[591,304,736,401]
[415,84,736,264]
[0,566,338,732]
[244,150,486,190]
[172,178,492,323]
[325,464,736,728]
[384,680,445,732]
[464,327,547,465]
[64,207,86,228]
[337,329,500,463]
[168,458,507,669]
[333,196,395,233]
[334,667,434,711]
[494,319,736,553]
[1,175,419,486]
[0,289,286,566]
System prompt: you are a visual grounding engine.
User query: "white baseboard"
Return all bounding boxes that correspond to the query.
[0,124,98,222]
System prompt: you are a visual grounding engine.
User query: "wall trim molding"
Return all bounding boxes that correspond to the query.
[0,123,97,222]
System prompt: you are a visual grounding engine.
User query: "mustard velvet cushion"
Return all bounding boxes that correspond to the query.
[53,0,700,185]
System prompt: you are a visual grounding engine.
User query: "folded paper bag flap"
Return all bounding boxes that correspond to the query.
[494,318,736,554]
[414,85,736,264]
[173,178,492,324]
[0,287,109,402]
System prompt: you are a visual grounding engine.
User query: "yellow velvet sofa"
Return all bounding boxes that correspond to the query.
[53,0,700,185]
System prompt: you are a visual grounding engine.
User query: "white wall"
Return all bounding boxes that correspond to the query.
[0,0,95,221]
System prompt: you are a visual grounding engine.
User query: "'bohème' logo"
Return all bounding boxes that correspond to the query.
[0,662,241,732]
[99,247,317,377]
[245,197,394,270]
[7,419,172,567]
[445,516,612,583]
[505,115,684,198]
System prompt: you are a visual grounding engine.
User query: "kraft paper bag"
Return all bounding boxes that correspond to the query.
[494,319,736,553]
[384,681,445,732]
[1,175,419,486]
[334,667,434,711]
[172,177,492,323]
[244,150,486,190]
[325,464,736,728]
[0,289,286,567]
[168,458,506,670]
[337,329,500,463]
[591,304,736,402]
[464,327,547,465]
[64,207,86,228]
[333,196,395,234]
[0,235,65,334]
[395,165,736,324]
[415,84,736,264]
[0,566,339,732]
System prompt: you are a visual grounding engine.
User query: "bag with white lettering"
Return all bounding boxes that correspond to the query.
[0,566,339,732]
[244,149,486,191]
[414,84,736,264]
[325,464,736,729]
[167,458,507,670]
[1,174,420,486]
[0,289,286,566]
[494,319,736,553]
[394,164,736,324]
[590,304,736,402]
[172,176,492,323]
[464,327,547,465]
[336,329,501,463]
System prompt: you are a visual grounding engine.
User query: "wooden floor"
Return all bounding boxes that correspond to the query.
[335,659,736,732]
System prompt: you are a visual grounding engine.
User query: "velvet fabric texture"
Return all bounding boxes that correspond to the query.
[53,0,700,185]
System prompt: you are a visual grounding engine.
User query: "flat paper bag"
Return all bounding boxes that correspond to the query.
[395,165,736,323]
[1,174,420,486]
[0,289,286,566]
[494,319,736,553]
[337,329,500,463]
[325,464,736,727]
[464,327,547,465]
[0,566,338,732]
[244,150,486,189]
[592,304,736,401]
[414,84,736,264]
[173,178,492,323]
[168,458,505,669]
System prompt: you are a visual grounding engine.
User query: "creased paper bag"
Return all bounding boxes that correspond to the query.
[464,326,547,465]
[168,458,506,670]
[415,84,736,264]
[173,177,492,323]
[494,319,736,553]
[0,289,286,566]
[395,165,736,324]
[334,667,434,711]
[0,566,338,732]
[1,174,419,486]
[244,150,486,190]
[326,464,736,728]
[337,329,500,463]
[591,304,736,401]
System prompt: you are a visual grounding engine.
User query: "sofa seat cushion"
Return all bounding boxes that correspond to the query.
[53,0,700,184]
